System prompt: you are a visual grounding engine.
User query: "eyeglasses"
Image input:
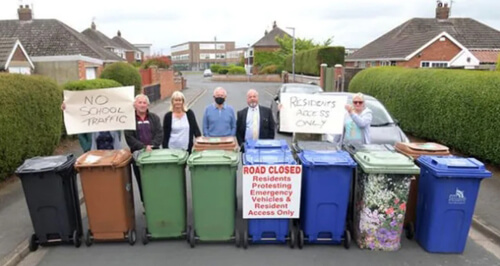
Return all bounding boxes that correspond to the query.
[353,101,364,105]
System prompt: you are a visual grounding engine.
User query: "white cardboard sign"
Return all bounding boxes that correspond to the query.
[63,86,136,135]
[242,165,302,219]
[280,93,347,134]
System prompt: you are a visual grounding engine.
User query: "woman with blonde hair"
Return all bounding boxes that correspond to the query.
[344,92,373,144]
[162,91,201,152]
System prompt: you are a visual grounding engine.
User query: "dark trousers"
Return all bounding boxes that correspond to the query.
[131,158,144,202]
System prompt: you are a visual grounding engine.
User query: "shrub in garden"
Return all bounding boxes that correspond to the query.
[100,62,142,95]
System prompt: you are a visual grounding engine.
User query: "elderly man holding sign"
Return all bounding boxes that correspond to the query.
[125,94,164,203]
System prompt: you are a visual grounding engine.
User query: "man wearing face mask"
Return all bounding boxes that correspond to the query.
[202,87,236,137]
[236,89,275,151]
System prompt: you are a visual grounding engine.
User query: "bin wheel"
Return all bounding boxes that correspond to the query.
[29,234,38,252]
[127,229,136,246]
[405,222,415,240]
[235,230,241,248]
[297,230,304,249]
[142,228,150,245]
[72,230,81,248]
[85,230,93,247]
[343,230,351,249]
[188,228,196,248]
[289,228,296,249]
[242,230,249,249]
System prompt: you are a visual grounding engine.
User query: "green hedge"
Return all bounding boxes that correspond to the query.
[100,62,142,95]
[284,46,345,76]
[0,74,62,180]
[210,64,222,73]
[141,58,170,69]
[496,54,500,71]
[349,67,500,164]
[63,79,122,91]
[227,65,246,75]
[254,51,283,68]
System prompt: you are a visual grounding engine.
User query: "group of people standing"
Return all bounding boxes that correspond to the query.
[63,86,372,204]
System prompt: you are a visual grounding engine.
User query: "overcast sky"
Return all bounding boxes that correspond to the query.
[2,0,499,55]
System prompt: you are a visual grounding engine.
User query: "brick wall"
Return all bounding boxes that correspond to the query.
[125,51,135,64]
[399,37,461,67]
[78,61,85,80]
[140,67,186,99]
[12,46,27,61]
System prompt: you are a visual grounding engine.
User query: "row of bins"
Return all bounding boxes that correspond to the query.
[15,138,491,253]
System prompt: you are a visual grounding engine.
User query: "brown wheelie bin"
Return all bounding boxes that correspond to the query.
[394,142,450,240]
[193,136,239,152]
[75,149,136,246]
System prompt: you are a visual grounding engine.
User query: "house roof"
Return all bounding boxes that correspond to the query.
[347,18,500,61]
[0,37,17,69]
[112,32,141,52]
[0,19,123,62]
[253,23,291,47]
[470,49,500,64]
[82,27,123,50]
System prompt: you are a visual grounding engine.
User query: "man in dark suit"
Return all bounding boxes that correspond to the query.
[236,89,275,150]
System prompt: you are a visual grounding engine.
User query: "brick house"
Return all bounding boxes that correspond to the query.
[346,2,500,69]
[0,38,34,74]
[112,31,143,64]
[0,5,123,84]
[246,21,291,74]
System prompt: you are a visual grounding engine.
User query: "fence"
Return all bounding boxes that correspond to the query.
[143,83,161,103]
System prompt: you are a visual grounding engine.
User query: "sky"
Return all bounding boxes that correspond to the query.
[1,0,500,55]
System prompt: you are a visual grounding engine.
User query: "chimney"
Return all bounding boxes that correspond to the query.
[91,21,96,30]
[18,5,32,21]
[273,21,277,29]
[264,30,268,35]
[436,1,450,20]
[117,30,121,37]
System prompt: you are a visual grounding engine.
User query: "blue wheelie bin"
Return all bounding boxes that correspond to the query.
[244,139,289,152]
[297,150,357,249]
[415,156,491,253]
[242,148,297,249]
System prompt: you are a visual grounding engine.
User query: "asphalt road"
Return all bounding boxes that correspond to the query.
[18,73,500,266]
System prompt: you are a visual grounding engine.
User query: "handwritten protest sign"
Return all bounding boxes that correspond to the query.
[279,93,347,134]
[63,86,135,135]
[243,165,302,219]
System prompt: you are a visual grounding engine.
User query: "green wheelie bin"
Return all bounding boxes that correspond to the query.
[136,149,189,244]
[187,150,240,247]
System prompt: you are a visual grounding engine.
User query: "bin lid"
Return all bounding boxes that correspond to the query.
[16,154,75,174]
[354,151,420,174]
[343,142,395,155]
[137,149,188,165]
[74,149,132,169]
[243,149,296,165]
[298,150,356,167]
[187,150,240,166]
[395,142,450,159]
[292,141,339,153]
[417,155,492,178]
[245,139,289,150]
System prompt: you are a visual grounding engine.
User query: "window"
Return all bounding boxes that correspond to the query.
[370,61,376,67]
[85,67,96,80]
[9,67,31,75]
[390,61,397,66]
[421,61,448,68]
[359,61,366,68]
[380,61,390,66]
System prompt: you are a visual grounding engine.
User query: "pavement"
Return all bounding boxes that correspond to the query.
[0,80,500,265]
[0,86,207,266]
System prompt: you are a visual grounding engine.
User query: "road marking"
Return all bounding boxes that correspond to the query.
[264,90,274,98]
[470,227,500,260]
[188,89,207,109]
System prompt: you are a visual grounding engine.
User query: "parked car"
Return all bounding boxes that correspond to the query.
[321,92,409,144]
[270,83,324,133]
[203,69,212,77]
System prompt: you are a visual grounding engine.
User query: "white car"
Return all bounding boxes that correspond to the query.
[203,69,212,77]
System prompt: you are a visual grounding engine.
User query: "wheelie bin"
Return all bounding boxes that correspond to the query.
[74,149,136,246]
[352,150,420,251]
[192,136,239,152]
[242,148,297,249]
[187,149,240,247]
[297,150,357,249]
[136,149,189,244]
[16,154,83,251]
[415,156,491,253]
[394,142,450,239]
[244,139,289,151]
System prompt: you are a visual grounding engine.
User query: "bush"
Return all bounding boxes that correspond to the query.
[497,54,500,71]
[63,79,122,91]
[0,74,62,180]
[100,62,142,95]
[259,65,278,74]
[284,46,345,76]
[210,64,222,73]
[142,58,170,69]
[349,67,500,164]
[227,65,246,75]
[218,67,229,74]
